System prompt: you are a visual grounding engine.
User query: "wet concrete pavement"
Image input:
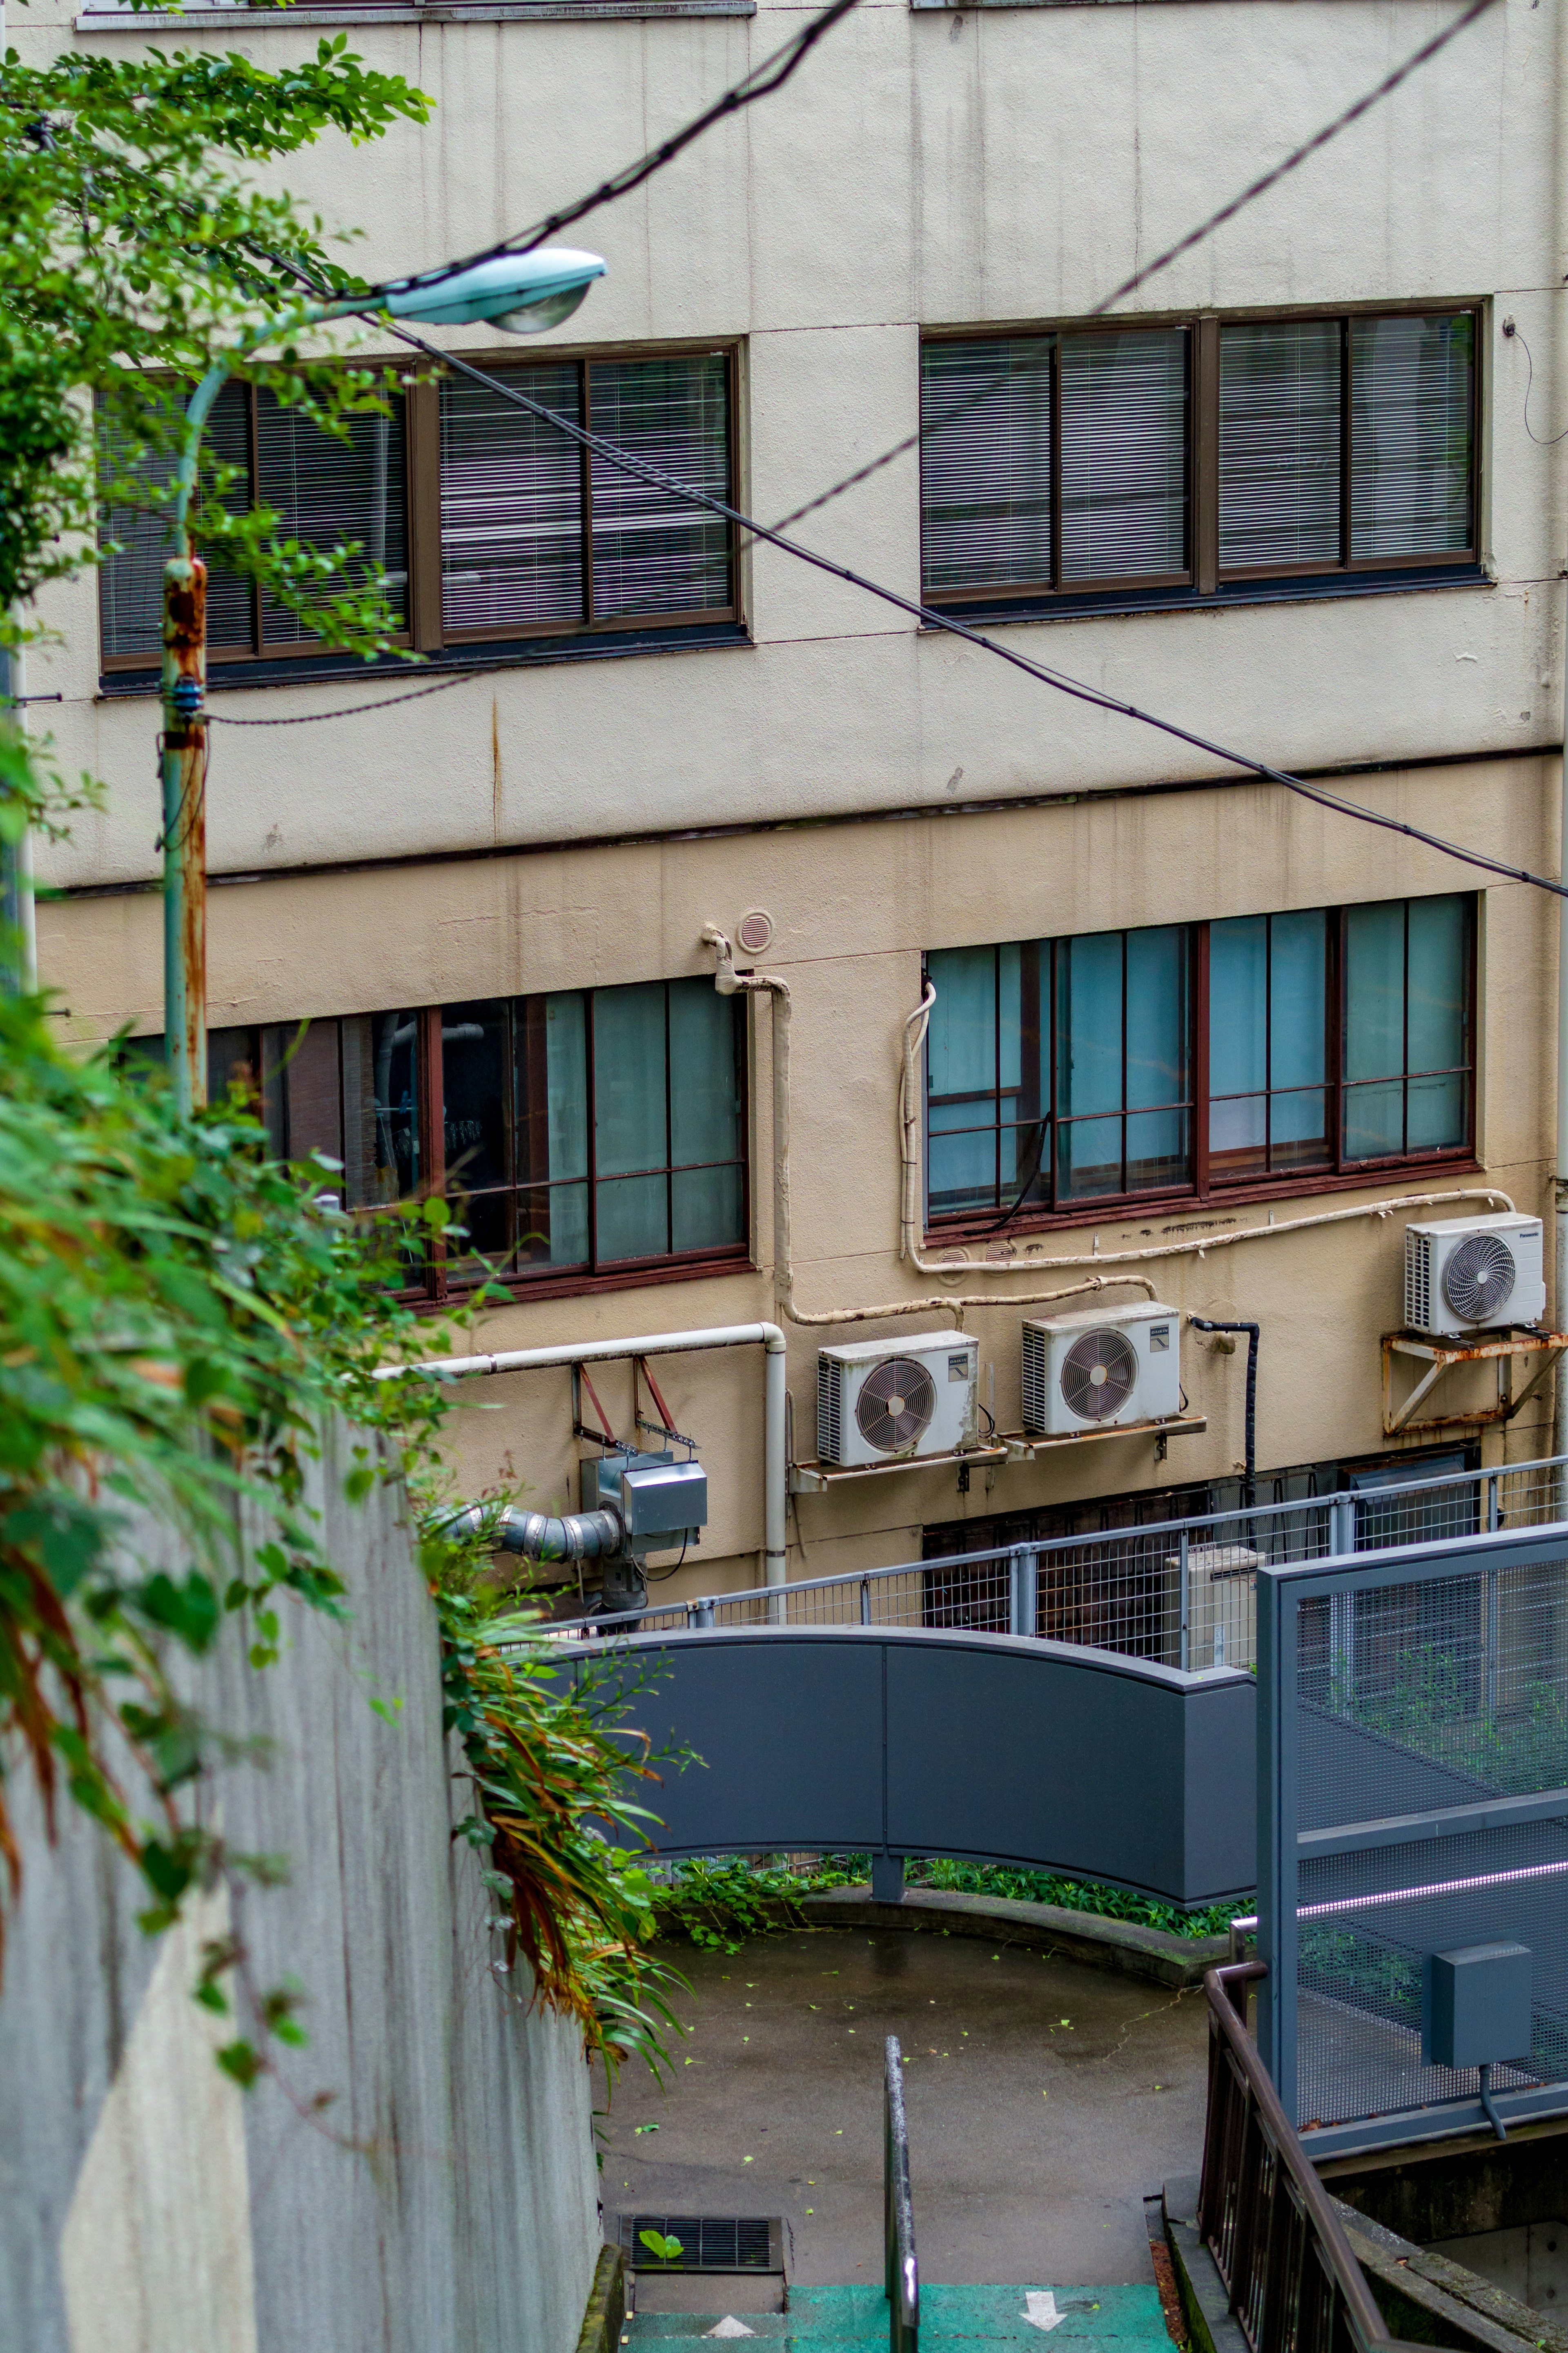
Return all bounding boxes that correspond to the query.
[597,1925,1210,2288]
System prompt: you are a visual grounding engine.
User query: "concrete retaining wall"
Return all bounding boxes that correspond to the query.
[0,1422,601,2353]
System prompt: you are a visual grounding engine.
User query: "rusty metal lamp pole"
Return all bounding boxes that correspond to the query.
[159,246,607,1115]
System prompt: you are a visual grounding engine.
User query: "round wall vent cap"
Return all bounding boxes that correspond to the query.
[737,908,775,956]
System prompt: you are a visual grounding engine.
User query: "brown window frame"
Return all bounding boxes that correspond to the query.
[923,895,1478,1244]
[99,339,742,678]
[920,299,1483,612]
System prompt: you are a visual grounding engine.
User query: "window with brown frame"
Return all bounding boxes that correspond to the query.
[125,975,749,1299]
[920,308,1479,611]
[924,893,1475,1231]
[98,345,738,674]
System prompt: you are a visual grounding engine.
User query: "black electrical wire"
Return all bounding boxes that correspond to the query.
[1500,320,1568,448]
[376,315,1568,908]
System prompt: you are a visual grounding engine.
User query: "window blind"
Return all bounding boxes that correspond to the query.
[99,379,254,660]
[1059,329,1188,582]
[919,338,1054,593]
[255,388,408,649]
[439,360,584,634]
[1218,321,1342,571]
[1350,313,1474,560]
[588,355,731,618]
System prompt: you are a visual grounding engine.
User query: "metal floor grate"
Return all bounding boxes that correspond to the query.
[618,2214,782,2273]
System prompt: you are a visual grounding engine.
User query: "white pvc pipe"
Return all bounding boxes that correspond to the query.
[377,1320,789,1590]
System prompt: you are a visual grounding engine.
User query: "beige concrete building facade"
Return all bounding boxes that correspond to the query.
[17,0,1567,1601]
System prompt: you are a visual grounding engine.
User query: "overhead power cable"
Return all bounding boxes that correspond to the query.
[763,0,1496,539]
[376,0,863,299]
[377,316,1568,905]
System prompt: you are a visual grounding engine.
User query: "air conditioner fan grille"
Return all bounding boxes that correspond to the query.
[1059,1328,1138,1423]
[1443,1233,1517,1325]
[855,1356,937,1453]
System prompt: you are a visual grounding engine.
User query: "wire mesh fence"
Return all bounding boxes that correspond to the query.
[539,1453,1568,1672]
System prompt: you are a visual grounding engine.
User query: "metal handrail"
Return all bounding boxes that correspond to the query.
[1198,1963,1422,2353]
[884,2036,918,2353]
[530,1449,1568,1642]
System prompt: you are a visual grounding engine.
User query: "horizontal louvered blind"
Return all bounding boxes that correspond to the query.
[1060,329,1188,583]
[256,388,408,649]
[919,337,1053,593]
[1350,313,1474,560]
[588,355,731,619]
[440,361,584,634]
[1219,321,1342,571]
[99,379,254,660]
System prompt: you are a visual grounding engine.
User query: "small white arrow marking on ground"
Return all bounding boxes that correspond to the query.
[705,2322,755,2339]
[1023,2291,1066,2331]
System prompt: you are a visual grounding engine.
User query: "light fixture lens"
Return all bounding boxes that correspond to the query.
[492,282,593,335]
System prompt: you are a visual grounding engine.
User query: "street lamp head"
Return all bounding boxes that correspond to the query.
[379,248,607,335]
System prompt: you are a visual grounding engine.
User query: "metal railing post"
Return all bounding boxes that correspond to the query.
[861,1576,872,1626]
[1009,1545,1038,1638]
[1179,1528,1192,1673]
[1330,1494,1355,1560]
[884,2036,919,2353]
[1486,1469,1501,1532]
[696,1599,715,1630]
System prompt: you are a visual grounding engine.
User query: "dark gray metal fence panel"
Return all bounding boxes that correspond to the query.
[1258,1526,1568,2157]
[587,1626,1256,1908]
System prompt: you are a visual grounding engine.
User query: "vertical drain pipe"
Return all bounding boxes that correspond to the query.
[1189,1318,1261,1508]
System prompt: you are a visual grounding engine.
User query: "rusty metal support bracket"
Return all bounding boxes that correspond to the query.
[1381,1328,1568,1436]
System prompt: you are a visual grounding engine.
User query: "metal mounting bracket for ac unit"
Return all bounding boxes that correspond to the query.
[788,1413,1207,1493]
[1381,1327,1568,1437]
[1001,1412,1207,1463]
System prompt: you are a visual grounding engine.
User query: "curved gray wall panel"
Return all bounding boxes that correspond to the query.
[591,1626,1256,1908]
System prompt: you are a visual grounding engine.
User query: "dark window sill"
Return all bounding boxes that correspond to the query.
[96,620,751,701]
[926,1155,1483,1247]
[410,1245,755,1313]
[922,564,1489,629]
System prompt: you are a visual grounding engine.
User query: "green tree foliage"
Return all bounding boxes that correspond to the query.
[0,31,430,637]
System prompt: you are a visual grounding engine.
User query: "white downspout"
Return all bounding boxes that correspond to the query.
[376,1321,789,1595]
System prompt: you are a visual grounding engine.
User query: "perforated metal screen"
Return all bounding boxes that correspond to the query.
[1259,1528,1568,2155]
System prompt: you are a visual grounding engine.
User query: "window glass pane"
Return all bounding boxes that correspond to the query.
[589,355,731,618]
[98,381,254,660]
[1125,926,1187,1110]
[1350,314,1474,560]
[1219,321,1341,571]
[1270,1089,1329,1166]
[1345,1080,1404,1161]
[668,978,741,1170]
[1210,917,1268,1100]
[920,338,1054,593]
[1408,1073,1466,1153]
[278,1020,343,1171]
[1056,932,1124,1119]
[929,1127,998,1213]
[596,1175,668,1263]
[440,361,583,633]
[256,388,408,649]
[1127,1107,1189,1191]
[1344,901,1406,1080]
[515,1181,590,1270]
[1057,1113,1122,1202]
[1270,910,1328,1088]
[1060,329,1188,582]
[998,942,1022,1100]
[1406,894,1468,1074]
[341,1009,419,1207]
[673,1164,745,1253]
[927,947,997,1100]
[593,982,668,1177]
[441,999,509,1194]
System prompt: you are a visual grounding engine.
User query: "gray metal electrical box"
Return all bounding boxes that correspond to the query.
[1423,1942,1532,2069]
[582,1449,706,1547]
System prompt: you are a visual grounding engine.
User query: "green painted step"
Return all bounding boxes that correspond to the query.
[626,2281,1169,2349]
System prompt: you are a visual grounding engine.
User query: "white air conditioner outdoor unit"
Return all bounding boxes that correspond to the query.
[816,1332,978,1467]
[1022,1302,1182,1437]
[1403,1213,1546,1339]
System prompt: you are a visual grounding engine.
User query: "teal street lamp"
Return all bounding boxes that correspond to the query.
[160,247,606,1114]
